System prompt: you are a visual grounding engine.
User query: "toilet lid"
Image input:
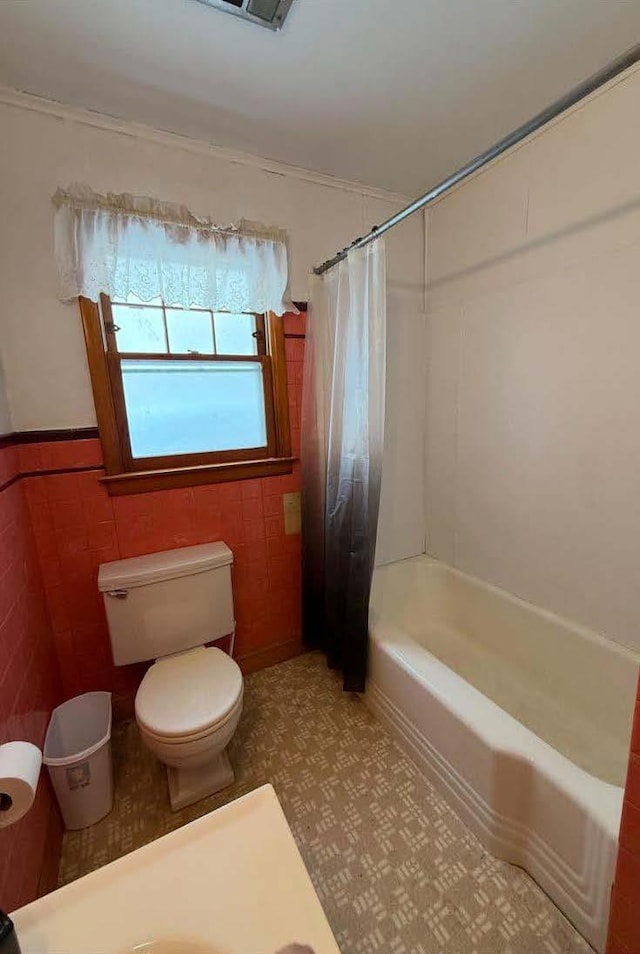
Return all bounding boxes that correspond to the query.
[136,647,243,740]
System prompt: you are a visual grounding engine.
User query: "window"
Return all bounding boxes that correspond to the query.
[80,295,292,494]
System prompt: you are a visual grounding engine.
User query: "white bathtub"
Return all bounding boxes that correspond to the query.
[367,555,639,952]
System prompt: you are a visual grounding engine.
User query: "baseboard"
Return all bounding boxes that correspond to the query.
[237,639,302,675]
[112,692,137,723]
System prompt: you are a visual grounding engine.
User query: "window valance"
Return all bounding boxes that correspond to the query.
[53,184,296,316]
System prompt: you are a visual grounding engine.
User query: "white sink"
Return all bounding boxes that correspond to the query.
[12,785,340,954]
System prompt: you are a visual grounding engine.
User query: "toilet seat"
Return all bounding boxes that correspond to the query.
[139,693,243,746]
[135,646,243,742]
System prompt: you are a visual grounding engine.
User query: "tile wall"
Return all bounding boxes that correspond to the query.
[607,680,640,953]
[0,448,62,912]
[20,315,305,717]
[0,314,304,909]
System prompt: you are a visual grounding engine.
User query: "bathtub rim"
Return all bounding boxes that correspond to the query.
[373,553,640,670]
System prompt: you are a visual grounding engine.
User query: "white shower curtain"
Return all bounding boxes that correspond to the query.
[301,240,386,691]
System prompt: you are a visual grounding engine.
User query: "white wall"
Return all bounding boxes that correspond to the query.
[426,63,640,653]
[0,88,425,558]
[375,209,426,565]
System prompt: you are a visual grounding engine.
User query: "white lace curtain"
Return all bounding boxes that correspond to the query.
[52,184,296,316]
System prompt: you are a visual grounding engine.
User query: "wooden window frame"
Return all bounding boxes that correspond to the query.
[79,295,293,495]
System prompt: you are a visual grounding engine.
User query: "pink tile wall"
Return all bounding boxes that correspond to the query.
[23,313,307,717]
[0,313,304,907]
[0,449,62,912]
[24,461,303,715]
[607,678,640,953]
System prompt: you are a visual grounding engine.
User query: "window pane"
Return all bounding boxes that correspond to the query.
[121,359,267,458]
[214,313,258,355]
[112,304,167,354]
[166,309,214,354]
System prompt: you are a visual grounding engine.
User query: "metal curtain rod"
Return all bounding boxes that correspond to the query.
[314,43,640,276]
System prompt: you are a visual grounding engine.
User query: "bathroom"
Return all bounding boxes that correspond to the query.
[0,2,639,953]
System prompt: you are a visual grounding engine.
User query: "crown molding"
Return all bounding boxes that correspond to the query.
[0,85,410,205]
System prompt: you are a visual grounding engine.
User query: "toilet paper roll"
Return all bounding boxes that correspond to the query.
[0,742,42,829]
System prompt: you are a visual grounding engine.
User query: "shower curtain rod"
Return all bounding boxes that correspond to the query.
[314,43,640,276]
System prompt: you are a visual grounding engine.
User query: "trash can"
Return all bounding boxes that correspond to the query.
[43,691,113,830]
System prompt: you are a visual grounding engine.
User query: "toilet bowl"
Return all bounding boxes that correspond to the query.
[98,542,243,811]
[135,646,243,809]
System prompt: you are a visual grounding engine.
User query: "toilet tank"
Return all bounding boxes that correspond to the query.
[98,542,234,666]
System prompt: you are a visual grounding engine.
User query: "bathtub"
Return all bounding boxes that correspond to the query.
[367,555,639,953]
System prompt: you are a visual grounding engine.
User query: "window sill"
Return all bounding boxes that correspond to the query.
[101,456,295,496]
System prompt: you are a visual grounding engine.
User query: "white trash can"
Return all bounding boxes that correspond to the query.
[43,691,113,830]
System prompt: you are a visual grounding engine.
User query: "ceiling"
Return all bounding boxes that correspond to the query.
[0,0,639,195]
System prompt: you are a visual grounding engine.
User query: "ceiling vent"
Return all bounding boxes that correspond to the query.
[194,0,295,31]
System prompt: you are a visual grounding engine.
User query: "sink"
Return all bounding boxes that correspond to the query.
[12,785,340,954]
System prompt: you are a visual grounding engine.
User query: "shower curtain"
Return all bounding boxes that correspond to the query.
[301,241,386,692]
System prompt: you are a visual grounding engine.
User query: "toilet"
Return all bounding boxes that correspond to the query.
[98,542,243,811]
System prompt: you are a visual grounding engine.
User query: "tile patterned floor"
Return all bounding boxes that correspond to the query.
[59,652,592,954]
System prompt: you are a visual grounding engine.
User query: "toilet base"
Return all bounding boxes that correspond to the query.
[166,750,235,811]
